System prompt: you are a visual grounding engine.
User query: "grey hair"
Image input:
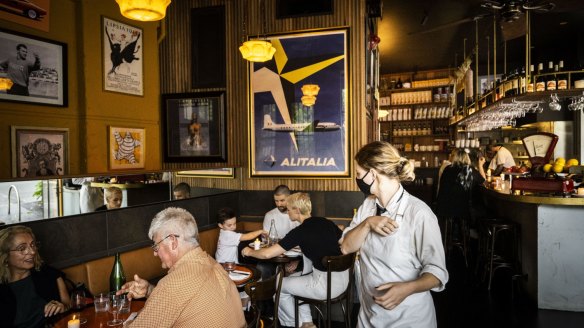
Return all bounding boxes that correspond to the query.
[148,207,199,247]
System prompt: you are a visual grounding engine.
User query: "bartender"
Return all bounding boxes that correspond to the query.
[488,143,516,175]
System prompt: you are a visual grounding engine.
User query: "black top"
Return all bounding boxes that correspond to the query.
[95,204,108,211]
[0,265,64,328]
[436,165,485,220]
[279,217,342,272]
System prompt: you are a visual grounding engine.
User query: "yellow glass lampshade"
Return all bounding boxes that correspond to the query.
[301,84,320,106]
[116,0,171,22]
[0,77,13,91]
[239,40,276,62]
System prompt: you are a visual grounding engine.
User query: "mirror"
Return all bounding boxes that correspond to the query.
[0,170,233,225]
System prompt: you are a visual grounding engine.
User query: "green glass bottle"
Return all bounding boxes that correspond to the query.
[109,252,126,293]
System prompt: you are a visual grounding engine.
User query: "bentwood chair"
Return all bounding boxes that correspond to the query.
[245,267,284,328]
[294,252,356,328]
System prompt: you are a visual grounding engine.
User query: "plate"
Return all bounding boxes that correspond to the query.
[572,193,584,198]
[228,265,253,285]
[556,173,568,178]
[283,250,302,257]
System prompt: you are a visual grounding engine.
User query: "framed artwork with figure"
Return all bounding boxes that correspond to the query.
[162,92,227,162]
[11,126,69,178]
[0,28,67,106]
[108,126,145,170]
[248,28,349,177]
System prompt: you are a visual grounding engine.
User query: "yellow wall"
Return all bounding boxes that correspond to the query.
[0,0,161,179]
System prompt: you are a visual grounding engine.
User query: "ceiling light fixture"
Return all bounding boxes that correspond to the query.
[239,0,276,62]
[116,0,171,22]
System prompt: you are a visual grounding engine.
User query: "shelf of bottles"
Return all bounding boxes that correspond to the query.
[457,59,584,132]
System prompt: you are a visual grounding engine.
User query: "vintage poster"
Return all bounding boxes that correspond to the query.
[108,126,145,170]
[249,28,349,177]
[102,17,143,96]
[11,126,68,178]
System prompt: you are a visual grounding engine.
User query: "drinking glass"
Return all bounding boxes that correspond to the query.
[71,290,88,324]
[94,293,109,313]
[107,295,124,326]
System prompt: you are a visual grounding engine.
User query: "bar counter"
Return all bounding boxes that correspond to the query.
[482,188,584,312]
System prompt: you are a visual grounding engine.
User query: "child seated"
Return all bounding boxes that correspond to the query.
[216,207,266,264]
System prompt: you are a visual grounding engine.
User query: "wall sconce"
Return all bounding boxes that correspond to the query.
[0,78,13,91]
[116,0,171,22]
[301,84,320,106]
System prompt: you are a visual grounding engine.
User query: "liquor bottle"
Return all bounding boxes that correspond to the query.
[109,253,126,293]
[395,78,403,89]
[268,219,279,245]
[557,60,568,90]
[546,61,557,91]
[535,63,545,92]
[527,65,535,92]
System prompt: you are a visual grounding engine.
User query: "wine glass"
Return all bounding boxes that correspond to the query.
[107,295,124,326]
[71,290,88,324]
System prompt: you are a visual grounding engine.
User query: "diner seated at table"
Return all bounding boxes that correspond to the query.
[0,225,71,328]
[95,186,123,211]
[215,207,267,264]
[117,207,246,327]
[242,192,348,328]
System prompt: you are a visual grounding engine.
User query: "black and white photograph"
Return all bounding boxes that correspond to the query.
[0,28,67,106]
[102,16,143,96]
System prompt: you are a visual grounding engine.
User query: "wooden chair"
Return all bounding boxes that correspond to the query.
[294,252,356,328]
[245,267,284,328]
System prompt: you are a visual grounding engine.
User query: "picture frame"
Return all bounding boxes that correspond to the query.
[162,92,227,162]
[0,0,50,32]
[108,126,145,170]
[176,168,234,178]
[248,28,350,177]
[11,126,69,178]
[102,16,143,96]
[0,28,67,106]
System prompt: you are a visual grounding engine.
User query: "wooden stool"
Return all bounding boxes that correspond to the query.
[482,220,520,290]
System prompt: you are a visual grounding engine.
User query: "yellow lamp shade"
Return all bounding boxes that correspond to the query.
[0,77,13,91]
[239,40,276,62]
[116,0,171,22]
[301,84,320,106]
[301,95,316,106]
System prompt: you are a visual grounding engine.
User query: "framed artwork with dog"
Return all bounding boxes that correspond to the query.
[102,16,143,96]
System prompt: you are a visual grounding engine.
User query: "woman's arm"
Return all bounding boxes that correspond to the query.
[373,273,441,310]
[44,277,70,317]
[340,216,398,254]
[241,244,285,259]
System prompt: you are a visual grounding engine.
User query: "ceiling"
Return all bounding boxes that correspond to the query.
[377,0,584,74]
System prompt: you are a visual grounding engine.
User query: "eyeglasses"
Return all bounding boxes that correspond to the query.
[10,241,40,254]
[151,234,179,252]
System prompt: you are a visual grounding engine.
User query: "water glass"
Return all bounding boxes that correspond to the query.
[94,293,110,313]
[118,296,131,314]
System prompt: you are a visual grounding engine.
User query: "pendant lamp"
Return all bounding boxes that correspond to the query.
[239,0,276,62]
[0,78,13,91]
[116,0,171,22]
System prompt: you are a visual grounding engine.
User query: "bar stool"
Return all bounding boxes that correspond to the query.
[442,217,470,267]
[482,220,521,290]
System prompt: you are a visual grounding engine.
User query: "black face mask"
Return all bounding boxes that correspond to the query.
[356,170,374,195]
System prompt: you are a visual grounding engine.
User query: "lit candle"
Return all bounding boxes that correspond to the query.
[68,315,80,328]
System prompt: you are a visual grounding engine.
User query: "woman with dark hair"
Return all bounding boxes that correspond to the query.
[340,141,448,327]
[0,226,70,328]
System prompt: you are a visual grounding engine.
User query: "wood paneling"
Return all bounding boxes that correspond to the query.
[160,0,367,192]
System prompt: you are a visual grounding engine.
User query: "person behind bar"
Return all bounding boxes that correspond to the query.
[117,207,246,327]
[242,192,347,328]
[340,141,448,328]
[0,226,70,328]
[95,186,123,211]
[488,143,516,176]
[215,207,266,264]
[172,182,191,200]
[0,43,41,96]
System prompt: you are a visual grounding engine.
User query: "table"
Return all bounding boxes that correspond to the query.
[52,299,145,328]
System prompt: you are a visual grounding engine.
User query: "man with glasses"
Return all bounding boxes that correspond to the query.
[117,207,245,327]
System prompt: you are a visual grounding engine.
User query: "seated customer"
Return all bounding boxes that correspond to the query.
[215,207,266,264]
[242,192,348,328]
[95,186,123,211]
[173,182,191,200]
[117,207,245,327]
[0,226,71,328]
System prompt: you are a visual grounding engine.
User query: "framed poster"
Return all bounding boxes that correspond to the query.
[102,16,143,96]
[108,126,145,170]
[11,126,69,178]
[248,28,349,177]
[176,168,234,178]
[0,28,67,106]
[162,92,227,162]
[0,0,50,32]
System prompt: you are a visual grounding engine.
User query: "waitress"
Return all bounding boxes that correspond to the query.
[340,141,448,328]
